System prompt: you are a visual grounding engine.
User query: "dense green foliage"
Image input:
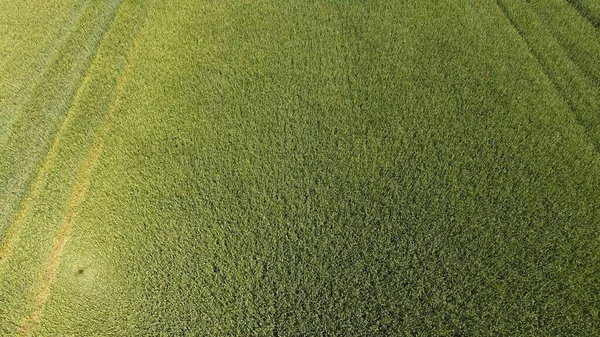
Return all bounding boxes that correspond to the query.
[0,0,122,234]
[1,0,599,336]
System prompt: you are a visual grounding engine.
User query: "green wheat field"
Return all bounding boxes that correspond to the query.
[1,0,599,335]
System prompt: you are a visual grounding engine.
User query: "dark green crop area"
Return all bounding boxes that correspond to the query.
[1,0,599,336]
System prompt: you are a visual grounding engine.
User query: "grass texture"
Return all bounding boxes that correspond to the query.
[1,0,599,336]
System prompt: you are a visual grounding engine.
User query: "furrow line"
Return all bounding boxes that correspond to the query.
[530,2,600,87]
[566,0,600,33]
[0,0,91,132]
[0,0,125,272]
[15,14,144,337]
[496,0,600,152]
[495,1,576,113]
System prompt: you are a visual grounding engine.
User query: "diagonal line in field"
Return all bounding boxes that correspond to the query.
[15,11,144,337]
[495,1,575,111]
[566,0,600,33]
[496,0,600,153]
[0,0,125,273]
[0,0,91,133]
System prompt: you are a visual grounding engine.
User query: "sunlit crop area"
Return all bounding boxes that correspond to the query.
[1,0,599,335]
